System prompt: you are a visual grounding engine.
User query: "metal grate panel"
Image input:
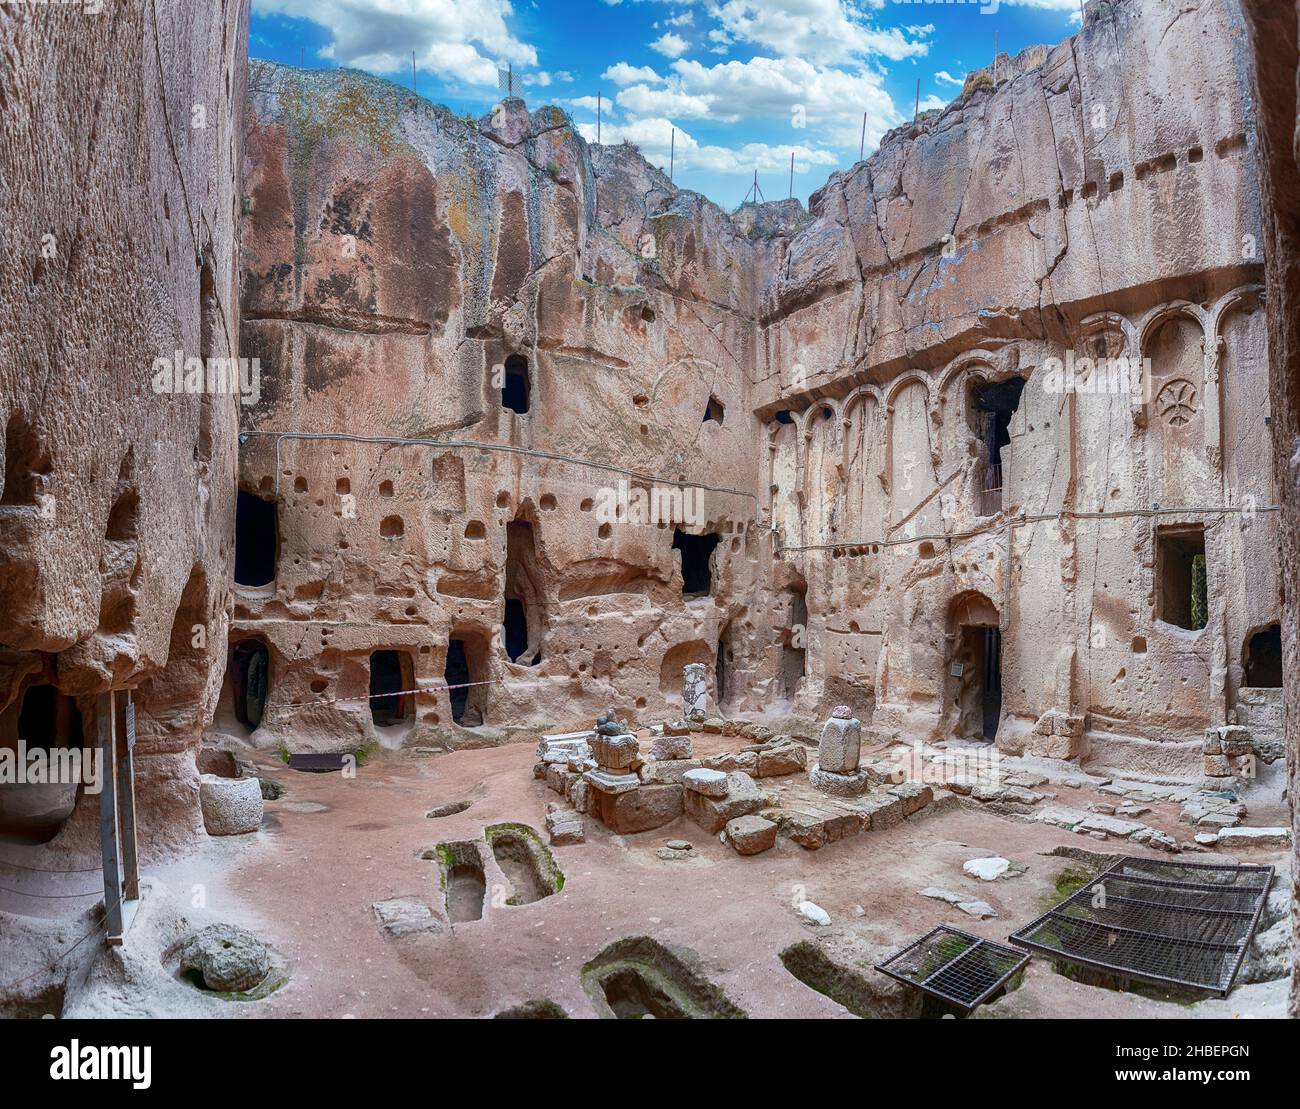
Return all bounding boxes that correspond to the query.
[1009,855,1273,996]
[875,926,1030,1011]
[287,752,349,772]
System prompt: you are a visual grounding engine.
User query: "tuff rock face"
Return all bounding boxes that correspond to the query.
[1238,0,1300,1022]
[228,0,1278,798]
[0,3,249,860]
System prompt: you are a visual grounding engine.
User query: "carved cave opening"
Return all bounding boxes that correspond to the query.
[1,412,51,506]
[444,632,489,726]
[504,518,543,665]
[230,639,270,731]
[369,649,414,727]
[1155,525,1208,631]
[0,683,84,843]
[970,376,1026,513]
[946,594,1001,742]
[1244,623,1282,688]
[234,489,277,587]
[673,528,721,598]
[502,353,531,415]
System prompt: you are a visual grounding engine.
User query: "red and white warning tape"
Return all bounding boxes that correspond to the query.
[290,677,507,711]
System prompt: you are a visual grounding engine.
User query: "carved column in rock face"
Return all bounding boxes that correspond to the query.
[683,663,708,720]
[818,705,861,772]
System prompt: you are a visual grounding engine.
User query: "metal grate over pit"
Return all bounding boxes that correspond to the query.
[287,753,350,772]
[875,926,1030,1011]
[1008,856,1274,996]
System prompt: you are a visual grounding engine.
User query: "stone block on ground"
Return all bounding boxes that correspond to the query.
[371,898,446,939]
[683,767,729,797]
[775,803,864,850]
[199,773,264,836]
[545,802,585,845]
[1215,826,1291,848]
[566,774,591,814]
[592,783,683,834]
[590,731,639,770]
[810,764,871,796]
[757,743,807,777]
[963,856,1010,881]
[651,732,694,760]
[177,923,271,990]
[683,772,767,834]
[724,815,778,855]
[888,780,933,816]
[858,791,904,831]
[537,732,592,764]
[643,758,702,784]
[703,750,759,774]
[919,888,997,919]
[1075,813,1145,838]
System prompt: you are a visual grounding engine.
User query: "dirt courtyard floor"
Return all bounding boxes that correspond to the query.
[126,729,1290,1019]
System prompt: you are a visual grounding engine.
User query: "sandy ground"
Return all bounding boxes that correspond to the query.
[125,732,1291,1019]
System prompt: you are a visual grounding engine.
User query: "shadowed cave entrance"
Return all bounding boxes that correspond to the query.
[0,684,84,843]
[230,640,270,731]
[946,594,1001,742]
[1155,525,1208,631]
[501,354,531,414]
[672,528,721,598]
[503,518,543,665]
[443,632,488,726]
[1,411,51,505]
[234,489,277,587]
[1243,624,1282,688]
[970,376,1026,515]
[369,650,413,727]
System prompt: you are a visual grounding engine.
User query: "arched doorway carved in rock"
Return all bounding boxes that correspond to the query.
[943,591,1001,742]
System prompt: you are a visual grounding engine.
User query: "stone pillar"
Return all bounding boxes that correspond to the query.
[810,705,870,796]
[683,663,708,721]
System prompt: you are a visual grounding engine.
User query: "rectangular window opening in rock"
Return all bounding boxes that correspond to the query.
[672,528,721,598]
[970,376,1026,515]
[234,488,278,587]
[502,353,530,414]
[1155,525,1208,630]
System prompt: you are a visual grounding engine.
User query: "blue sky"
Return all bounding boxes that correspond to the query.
[250,1,1082,209]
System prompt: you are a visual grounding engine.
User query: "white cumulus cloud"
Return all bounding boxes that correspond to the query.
[708,0,931,65]
[577,116,839,176]
[253,0,536,86]
[650,31,690,59]
[602,61,665,86]
[610,55,899,154]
